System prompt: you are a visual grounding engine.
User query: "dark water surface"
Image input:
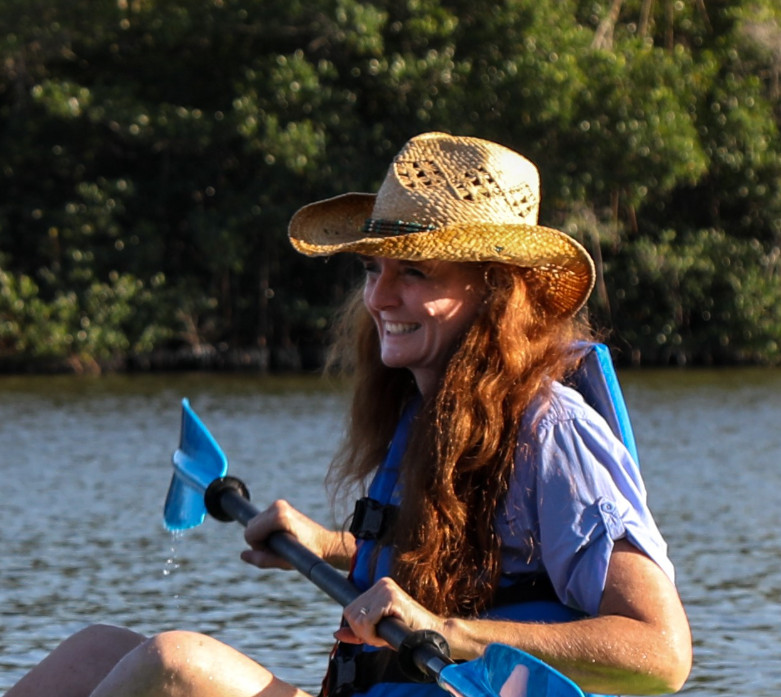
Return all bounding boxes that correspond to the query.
[2,369,780,695]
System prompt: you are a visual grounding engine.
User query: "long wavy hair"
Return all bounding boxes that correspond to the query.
[326,262,593,617]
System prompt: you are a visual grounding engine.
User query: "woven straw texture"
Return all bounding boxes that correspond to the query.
[289,132,595,316]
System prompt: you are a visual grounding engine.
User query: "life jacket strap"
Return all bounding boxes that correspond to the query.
[349,497,398,540]
[494,571,559,605]
[321,644,428,697]
[322,646,359,697]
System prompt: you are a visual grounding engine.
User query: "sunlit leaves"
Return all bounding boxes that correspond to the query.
[0,268,169,366]
[607,229,781,364]
[1,0,780,368]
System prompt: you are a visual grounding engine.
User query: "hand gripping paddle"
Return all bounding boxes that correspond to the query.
[163,398,585,697]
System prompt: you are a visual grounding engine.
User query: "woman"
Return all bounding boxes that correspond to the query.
[6,133,691,697]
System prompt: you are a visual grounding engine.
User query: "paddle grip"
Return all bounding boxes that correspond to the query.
[203,476,454,680]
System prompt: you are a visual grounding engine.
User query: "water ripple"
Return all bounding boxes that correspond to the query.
[3,370,781,695]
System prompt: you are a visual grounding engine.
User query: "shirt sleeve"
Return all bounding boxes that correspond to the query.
[501,384,675,617]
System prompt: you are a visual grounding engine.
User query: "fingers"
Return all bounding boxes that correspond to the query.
[333,625,362,644]
[335,604,382,645]
[341,602,392,648]
[242,499,334,571]
[340,578,407,649]
[340,578,447,650]
[242,500,300,569]
[345,600,392,631]
[239,547,290,569]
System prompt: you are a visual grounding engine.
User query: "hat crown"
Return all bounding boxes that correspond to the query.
[287,131,596,316]
[371,132,541,228]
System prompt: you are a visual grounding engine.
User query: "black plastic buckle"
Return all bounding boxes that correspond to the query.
[349,497,398,540]
[328,653,358,697]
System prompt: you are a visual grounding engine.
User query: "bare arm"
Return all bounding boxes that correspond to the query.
[241,499,357,571]
[339,540,692,695]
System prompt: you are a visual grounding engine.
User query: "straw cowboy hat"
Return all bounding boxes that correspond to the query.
[288,132,595,316]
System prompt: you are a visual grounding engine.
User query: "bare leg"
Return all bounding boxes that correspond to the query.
[87,630,312,697]
[5,624,146,697]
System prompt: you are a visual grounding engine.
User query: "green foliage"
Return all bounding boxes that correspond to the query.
[0,270,76,360]
[607,230,781,365]
[0,268,170,370]
[1,0,780,370]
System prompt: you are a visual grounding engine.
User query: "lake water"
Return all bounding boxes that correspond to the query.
[1,368,780,695]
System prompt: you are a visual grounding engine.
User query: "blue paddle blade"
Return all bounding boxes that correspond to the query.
[439,644,584,697]
[163,398,228,531]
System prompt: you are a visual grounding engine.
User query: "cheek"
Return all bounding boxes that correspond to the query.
[428,298,478,336]
[363,285,381,321]
[423,299,456,324]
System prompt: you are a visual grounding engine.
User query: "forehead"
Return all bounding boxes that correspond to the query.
[359,254,482,274]
[360,257,487,301]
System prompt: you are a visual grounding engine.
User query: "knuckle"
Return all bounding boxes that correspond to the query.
[376,576,394,591]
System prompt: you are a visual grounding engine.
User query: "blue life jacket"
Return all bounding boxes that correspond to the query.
[570,342,639,466]
[323,343,635,697]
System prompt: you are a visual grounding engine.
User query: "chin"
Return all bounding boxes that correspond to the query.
[380,357,411,370]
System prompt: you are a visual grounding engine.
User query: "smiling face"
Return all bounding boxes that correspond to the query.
[361,256,486,396]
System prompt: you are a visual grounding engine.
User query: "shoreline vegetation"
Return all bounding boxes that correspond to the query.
[0,344,326,376]
[2,337,776,376]
[2,1,780,372]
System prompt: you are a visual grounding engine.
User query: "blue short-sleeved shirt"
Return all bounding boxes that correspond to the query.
[353,383,672,697]
[497,382,674,617]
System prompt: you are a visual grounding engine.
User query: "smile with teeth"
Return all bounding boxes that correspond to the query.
[384,321,420,335]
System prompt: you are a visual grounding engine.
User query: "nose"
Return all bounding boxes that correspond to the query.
[364,266,400,311]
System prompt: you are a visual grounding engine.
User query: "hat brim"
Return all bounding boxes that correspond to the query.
[289,193,595,316]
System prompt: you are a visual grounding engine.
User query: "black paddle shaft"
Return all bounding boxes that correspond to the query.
[203,476,453,682]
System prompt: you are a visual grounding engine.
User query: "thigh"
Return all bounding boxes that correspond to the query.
[6,624,147,697]
[93,630,314,697]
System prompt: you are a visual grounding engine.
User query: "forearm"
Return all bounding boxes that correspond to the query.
[321,529,357,570]
[442,539,691,694]
[343,556,690,694]
[442,613,690,695]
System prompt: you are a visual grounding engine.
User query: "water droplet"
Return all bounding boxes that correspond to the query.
[163,530,185,577]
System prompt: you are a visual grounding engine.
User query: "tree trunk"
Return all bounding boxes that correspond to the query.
[592,0,624,50]
[638,0,654,40]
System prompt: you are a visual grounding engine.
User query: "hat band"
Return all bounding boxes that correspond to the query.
[362,218,437,237]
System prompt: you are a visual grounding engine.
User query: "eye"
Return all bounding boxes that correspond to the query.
[359,256,379,275]
[401,263,427,279]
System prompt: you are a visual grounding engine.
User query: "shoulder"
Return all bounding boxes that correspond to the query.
[526,381,614,442]
[504,381,620,524]
[515,380,649,517]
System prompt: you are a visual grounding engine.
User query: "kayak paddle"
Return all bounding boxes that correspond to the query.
[163,398,585,697]
[164,398,228,531]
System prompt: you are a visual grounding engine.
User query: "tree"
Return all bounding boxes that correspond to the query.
[1,0,779,370]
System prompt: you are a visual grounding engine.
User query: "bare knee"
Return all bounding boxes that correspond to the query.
[6,624,146,697]
[130,631,220,688]
[71,624,147,652]
[111,631,282,697]
[145,630,211,667]
[67,624,148,679]
[86,630,304,697]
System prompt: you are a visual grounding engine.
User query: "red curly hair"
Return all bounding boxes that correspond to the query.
[326,262,592,617]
